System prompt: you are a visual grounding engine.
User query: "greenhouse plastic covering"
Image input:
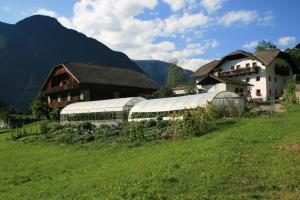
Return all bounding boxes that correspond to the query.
[130,91,240,113]
[61,97,145,114]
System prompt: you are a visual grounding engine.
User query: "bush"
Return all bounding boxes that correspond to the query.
[39,122,50,134]
[121,120,165,142]
[171,102,217,136]
[283,76,297,104]
[49,108,60,121]
[94,125,121,140]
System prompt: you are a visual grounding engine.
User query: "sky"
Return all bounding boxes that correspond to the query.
[0,0,300,71]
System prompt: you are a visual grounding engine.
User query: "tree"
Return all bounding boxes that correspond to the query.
[145,86,174,99]
[255,40,277,52]
[31,92,49,119]
[285,47,300,72]
[166,59,185,88]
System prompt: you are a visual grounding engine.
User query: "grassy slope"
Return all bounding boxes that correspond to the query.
[1,106,300,199]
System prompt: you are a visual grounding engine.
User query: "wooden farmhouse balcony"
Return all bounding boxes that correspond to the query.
[44,83,79,95]
[220,66,260,77]
[48,96,81,108]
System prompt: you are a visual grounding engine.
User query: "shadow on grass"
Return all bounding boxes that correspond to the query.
[0,129,10,135]
[213,119,239,132]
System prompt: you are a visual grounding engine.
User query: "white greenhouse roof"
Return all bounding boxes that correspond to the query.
[130,91,239,113]
[61,97,145,115]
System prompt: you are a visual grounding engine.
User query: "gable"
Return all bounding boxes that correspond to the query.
[42,65,79,92]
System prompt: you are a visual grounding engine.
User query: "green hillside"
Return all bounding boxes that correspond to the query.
[1,106,300,199]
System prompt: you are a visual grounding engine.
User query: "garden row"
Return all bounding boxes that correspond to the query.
[11,103,217,145]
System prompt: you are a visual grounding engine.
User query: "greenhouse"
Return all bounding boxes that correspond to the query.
[129,91,244,121]
[60,97,145,125]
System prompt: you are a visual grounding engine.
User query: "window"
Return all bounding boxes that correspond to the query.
[236,65,241,69]
[80,92,84,100]
[239,88,244,96]
[274,76,277,82]
[269,89,272,95]
[231,66,235,70]
[269,76,271,81]
[246,63,250,68]
[246,77,250,82]
[256,89,261,96]
[235,88,239,93]
[256,76,260,81]
[253,62,257,67]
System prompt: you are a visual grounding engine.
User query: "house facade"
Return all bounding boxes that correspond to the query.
[193,50,297,100]
[42,62,159,108]
[196,74,251,97]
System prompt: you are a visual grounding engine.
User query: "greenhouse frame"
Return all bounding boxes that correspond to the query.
[129,91,244,121]
[60,97,145,125]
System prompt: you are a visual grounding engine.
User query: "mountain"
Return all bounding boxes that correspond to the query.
[0,15,145,109]
[135,60,194,86]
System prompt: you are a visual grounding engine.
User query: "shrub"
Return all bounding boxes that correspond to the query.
[121,120,163,142]
[49,108,60,121]
[283,76,297,104]
[39,122,50,134]
[171,102,217,136]
[94,125,121,140]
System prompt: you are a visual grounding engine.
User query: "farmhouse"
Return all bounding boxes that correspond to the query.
[193,49,297,100]
[42,62,159,108]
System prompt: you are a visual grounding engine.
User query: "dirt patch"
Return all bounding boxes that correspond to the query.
[276,104,286,113]
[278,142,300,152]
[250,103,286,113]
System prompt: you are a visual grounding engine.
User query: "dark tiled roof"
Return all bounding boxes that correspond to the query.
[63,62,159,90]
[197,74,252,86]
[193,60,221,77]
[254,49,281,65]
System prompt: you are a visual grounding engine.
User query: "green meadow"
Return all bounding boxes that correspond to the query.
[0,106,300,199]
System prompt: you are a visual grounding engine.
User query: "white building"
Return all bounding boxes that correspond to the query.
[193,50,297,100]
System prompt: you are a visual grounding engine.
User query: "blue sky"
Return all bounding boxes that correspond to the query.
[0,0,299,71]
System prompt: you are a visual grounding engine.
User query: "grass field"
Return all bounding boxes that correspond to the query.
[1,106,300,199]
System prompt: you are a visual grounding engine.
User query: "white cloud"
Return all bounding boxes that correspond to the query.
[258,11,273,26]
[243,40,259,49]
[164,12,209,33]
[163,0,186,11]
[278,36,296,46]
[180,58,212,71]
[201,0,225,13]
[219,10,258,26]
[34,8,58,18]
[0,6,10,11]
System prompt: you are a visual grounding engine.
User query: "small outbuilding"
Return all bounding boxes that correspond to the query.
[129,91,244,121]
[60,97,145,126]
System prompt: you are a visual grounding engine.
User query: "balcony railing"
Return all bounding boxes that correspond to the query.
[219,66,260,77]
[44,83,79,95]
[48,96,81,108]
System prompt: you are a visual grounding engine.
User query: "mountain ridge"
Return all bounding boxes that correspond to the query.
[0,15,145,109]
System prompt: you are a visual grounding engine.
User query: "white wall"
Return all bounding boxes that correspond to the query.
[219,58,267,100]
